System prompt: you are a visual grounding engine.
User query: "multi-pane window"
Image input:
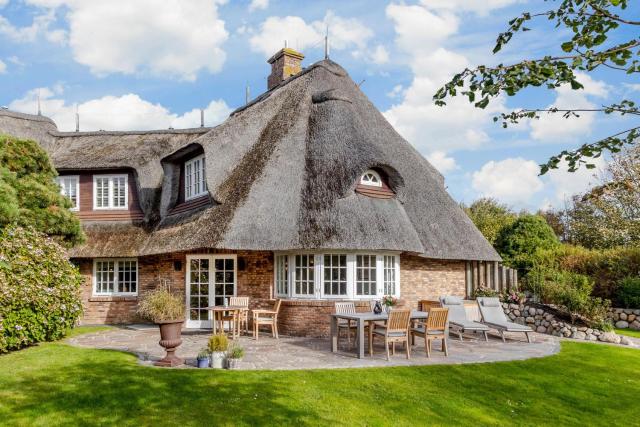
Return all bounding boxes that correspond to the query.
[275,255,289,296]
[56,175,79,211]
[360,170,382,187]
[323,254,347,296]
[275,253,399,299]
[383,255,396,296]
[185,154,207,200]
[93,174,127,209]
[189,258,210,321]
[94,259,137,295]
[294,254,315,296]
[356,255,377,296]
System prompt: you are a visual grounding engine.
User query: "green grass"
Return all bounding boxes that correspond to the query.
[63,325,113,338]
[616,328,640,338]
[0,337,638,427]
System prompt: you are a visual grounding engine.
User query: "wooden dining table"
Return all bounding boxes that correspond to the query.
[330,310,429,359]
[206,305,248,339]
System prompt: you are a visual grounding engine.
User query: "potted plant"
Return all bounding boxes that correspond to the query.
[196,348,210,368]
[137,284,185,367]
[382,295,397,313]
[208,333,228,369]
[226,344,245,369]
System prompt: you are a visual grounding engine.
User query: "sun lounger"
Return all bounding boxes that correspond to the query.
[476,297,533,343]
[439,296,490,341]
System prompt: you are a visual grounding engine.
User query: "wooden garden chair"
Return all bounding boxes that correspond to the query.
[229,296,249,334]
[252,299,281,340]
[368,309,411,361]
[411,307,449,358]
[335,302,358,349]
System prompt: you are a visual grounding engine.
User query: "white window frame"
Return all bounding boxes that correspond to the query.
[93,174,128,210]
[360,169,383,187]
[274,251,400,300]
[184,154,207,201]
[275,254,289,297]
[56,175,80,211]
[292,253,316,297]
[92,258,138,296]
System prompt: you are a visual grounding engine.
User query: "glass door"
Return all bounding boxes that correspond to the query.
[186,255,237,329]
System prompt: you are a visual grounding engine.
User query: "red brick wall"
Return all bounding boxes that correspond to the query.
[76,252,466,338]
[77,250,273,325]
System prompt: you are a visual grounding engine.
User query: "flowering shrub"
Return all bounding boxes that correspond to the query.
[382,295,397,307]
[0,226,83,352]
[502,290,526,305]
[471,286,499,298]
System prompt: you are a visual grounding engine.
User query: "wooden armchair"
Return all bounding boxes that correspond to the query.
[252,299,281,340]
[229,296,249,334]
[335,302,357,349]
[411,307,449,358]
[369,309,411,361]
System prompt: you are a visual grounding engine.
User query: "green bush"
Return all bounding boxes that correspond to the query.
[531,245,640,300]
[0,226,83,352]
[616,277,640,309]
[495,214,560,273]
[471,286,499,298]
[525,266,609,325]
[0,134,83,246]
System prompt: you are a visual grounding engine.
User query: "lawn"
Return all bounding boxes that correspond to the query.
[616,328,640,339]
[0,329,639,427]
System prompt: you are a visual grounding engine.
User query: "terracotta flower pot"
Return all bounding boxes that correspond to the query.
[154,319,184,367]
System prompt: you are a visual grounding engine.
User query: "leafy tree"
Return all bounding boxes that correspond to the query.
[495,214,560,271]
[435,0,639,173]
[0,134,83,246]
[537,208,568,241]
[463,198,517,245]
[564,145,640,248]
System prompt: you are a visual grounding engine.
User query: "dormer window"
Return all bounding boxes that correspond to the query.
[360,170,382,187]
[185,154,207,200]
[93,174,128,210]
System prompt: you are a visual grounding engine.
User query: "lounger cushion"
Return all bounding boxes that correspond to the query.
[449,319,489,331]
[372,329,407,337]
[481,298,501,307]
[442,296,463,305]
[485,321,532,332]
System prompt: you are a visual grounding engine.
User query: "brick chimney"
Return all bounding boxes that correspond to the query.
[267,48,304,90]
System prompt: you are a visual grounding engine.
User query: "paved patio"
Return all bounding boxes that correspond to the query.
[68,326,561,370]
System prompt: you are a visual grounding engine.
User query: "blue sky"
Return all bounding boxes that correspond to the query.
[1,0,638,211]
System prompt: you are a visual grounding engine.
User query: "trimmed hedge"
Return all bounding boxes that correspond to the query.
[0,226,83,352]
[531,245,640,301]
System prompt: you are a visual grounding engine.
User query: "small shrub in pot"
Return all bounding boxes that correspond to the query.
[196,348,210,368]
[208,333,229,369]
[226,344,245,369]
[137,284,185,367]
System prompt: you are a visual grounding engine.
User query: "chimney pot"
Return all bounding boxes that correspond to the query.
[267,48,304,90]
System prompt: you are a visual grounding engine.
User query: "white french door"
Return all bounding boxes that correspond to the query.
[186,255,237,329]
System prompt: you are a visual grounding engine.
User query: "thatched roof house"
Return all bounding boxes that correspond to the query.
[1,50,502,336]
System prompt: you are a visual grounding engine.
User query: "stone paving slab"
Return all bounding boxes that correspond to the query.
[68,327,561,370]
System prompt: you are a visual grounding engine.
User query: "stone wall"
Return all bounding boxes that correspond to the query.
[502,303,634,345]
[607,308,640,330]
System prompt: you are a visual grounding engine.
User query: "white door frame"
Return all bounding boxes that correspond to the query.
[185,254,237,329]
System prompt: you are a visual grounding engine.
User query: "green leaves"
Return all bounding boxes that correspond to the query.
[434,0,640,173]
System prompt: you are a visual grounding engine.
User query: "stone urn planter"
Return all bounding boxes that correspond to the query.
[136,283,186,368]
[155,319,185,367]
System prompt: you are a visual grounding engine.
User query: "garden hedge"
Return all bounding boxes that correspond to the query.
[0,226,83,352]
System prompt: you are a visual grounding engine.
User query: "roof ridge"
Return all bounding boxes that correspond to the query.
[50,127,213,137]
[0,109,57,126]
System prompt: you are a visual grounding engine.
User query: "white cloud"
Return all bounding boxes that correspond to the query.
[426,151,457,173]
[0,9,61,43]
[472,157,544,204]
[248,0,268,12]
[0,59,6,74]
[382,2,509,155]
[546,157,604,204]
[419,0,522,16]
[369,45,389,64]
[9,87,232,131]
[23,0,229,80]
[530,72,609,141]
[249,12,372,58]
[0,0,8,8]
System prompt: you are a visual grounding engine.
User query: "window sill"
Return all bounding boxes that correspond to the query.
[89,295,138,302]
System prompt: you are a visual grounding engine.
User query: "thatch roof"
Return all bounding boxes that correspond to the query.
[0,60,500,261]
